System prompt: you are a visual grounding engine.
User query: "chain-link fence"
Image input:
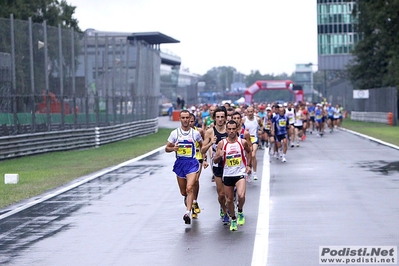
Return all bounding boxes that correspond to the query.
[0,15,160,136]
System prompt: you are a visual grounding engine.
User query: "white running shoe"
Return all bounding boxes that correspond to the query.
[253,173,258,180]
[282,157,287,162]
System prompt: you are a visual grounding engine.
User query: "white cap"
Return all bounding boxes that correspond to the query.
[266,107,272,111]
[283,102,288,107]
[191,106,196,111]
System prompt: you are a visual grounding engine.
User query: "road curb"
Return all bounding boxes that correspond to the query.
[340,127,399,151]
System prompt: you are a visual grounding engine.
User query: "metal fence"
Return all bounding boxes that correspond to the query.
[322,73,398,125]
[0,15,160,136]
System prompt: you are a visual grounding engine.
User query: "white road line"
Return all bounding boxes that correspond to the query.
[251,149,271,266]
[339,127,399,151]
[0,146,166,221]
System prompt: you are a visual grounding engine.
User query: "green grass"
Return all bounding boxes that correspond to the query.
[341,118,399,146]
[0,128,172,209]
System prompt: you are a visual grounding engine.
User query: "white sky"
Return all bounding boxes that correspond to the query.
[70,0,318,76]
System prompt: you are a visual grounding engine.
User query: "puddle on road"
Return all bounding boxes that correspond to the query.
[356,161,399,176]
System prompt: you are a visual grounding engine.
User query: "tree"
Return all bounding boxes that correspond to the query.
[347,0,399,89]
[0,0,80,31]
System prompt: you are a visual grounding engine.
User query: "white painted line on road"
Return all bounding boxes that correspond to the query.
[340,127,399,151]
[251,149,270,266]
[0,146,166,221]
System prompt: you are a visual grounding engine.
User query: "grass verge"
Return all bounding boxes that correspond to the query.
[0,128,172,209]
[341,118,399,146]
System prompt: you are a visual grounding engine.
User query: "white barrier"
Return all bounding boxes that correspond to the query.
[350,112,389,124]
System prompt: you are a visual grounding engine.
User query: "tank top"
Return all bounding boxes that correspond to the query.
[294,110,303,126]
[222,138,247,177]
[285,108,295,125]
[212,126,228,167]
[193,126,203,160]
[243,117,258,143]
[175,128,197,159]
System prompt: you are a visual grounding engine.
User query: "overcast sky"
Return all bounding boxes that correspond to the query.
[70,0,318,76]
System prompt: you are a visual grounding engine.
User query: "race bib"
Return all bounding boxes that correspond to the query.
[279,120,286,127]
[177,144,192,157]
[289,116,294,123]
[226,156,241,167]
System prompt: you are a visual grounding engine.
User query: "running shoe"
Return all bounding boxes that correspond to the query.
[253,173,258,180]
[230,219,238,231]
[183,213,191,224]
[192,208,198,219]
[296,143,300,147]
[282,157,287,162]
[222,214,230,225]
[301,135,306,141]
[290,143,294,148]
[238,212,245,226]
[220,208,224,218]
[274,153,279,160]
[193,202,201,214]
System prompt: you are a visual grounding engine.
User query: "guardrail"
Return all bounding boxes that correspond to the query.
[0,118,158,160]
[350,111,392,124]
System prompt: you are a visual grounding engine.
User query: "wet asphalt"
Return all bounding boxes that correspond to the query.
[0,116,398,266]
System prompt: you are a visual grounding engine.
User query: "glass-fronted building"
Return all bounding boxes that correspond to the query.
[317,0,357,70]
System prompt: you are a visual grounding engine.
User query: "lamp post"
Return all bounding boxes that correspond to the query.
[306,62,317,102]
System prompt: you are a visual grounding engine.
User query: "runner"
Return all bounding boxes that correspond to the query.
[271,105,290,162]
[315,103,324,137]
[189,113,209,219]
[165,110,204,225]
[285,102,296,148]
[242,106,262,180]
[214,120,252,231]
[293,104,306,147]
[232,111,252,182]
[307,102,316,134]
[201,107,230,224]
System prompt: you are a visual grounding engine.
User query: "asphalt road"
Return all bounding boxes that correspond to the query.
[0,116,398,266]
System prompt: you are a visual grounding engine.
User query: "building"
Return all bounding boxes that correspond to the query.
[317,0,357,108]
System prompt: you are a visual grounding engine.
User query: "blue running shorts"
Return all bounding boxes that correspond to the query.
[173,158,200,178]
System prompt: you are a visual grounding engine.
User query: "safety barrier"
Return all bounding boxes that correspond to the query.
[350,111,394,125]
[0,118,158,160]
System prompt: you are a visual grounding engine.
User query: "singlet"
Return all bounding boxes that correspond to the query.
[193,126,203,160]
[263,115,272,131]
[239,125,246,139]
[308,106,316,117]
[294,110,303,126]
[285,108,295,125]
[222,138,247,177]
[212,126,228,167]
[167,127,202,160]
[327,107,334,118]
[272,114,289,136]
[205,116,214,128]
[333,107,341,119]
[315,108,323,121]
[244,117,258,143]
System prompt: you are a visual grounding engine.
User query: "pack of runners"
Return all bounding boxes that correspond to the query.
[165,101,344,231]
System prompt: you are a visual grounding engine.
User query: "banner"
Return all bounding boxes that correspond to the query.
[353,90,369,99]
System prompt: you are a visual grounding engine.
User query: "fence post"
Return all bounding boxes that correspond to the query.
[388,112,393,126]
[95,127,100,148]
[10,14,18,134]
